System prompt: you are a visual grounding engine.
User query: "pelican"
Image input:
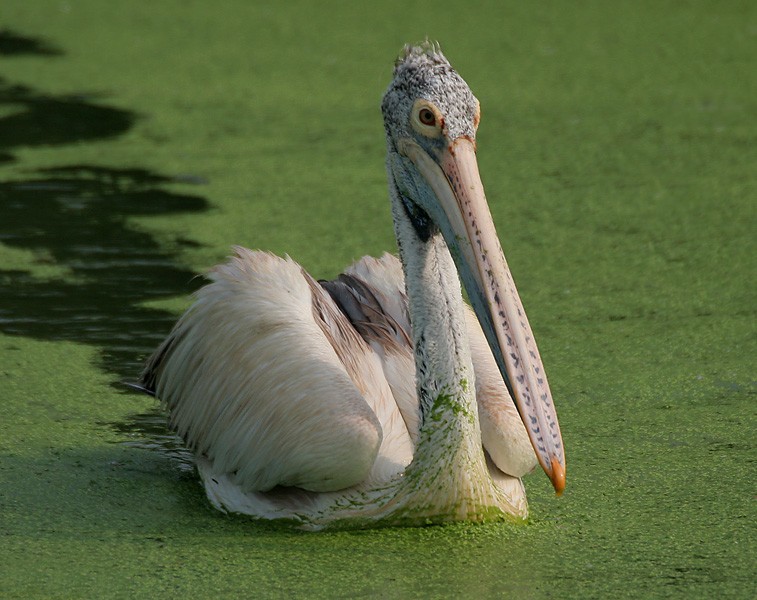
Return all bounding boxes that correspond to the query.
[136,43,565,530]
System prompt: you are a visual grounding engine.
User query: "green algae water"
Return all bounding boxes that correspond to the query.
[1,1,755,597]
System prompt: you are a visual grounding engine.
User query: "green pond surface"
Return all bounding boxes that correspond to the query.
[1,1,755,597]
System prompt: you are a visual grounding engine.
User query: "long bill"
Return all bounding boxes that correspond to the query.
[398,136,566,494]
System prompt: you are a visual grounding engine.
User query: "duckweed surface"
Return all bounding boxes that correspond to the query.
[1,1,754,598]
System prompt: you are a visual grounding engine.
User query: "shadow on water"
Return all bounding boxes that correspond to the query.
[0,31,209,389]
[0,28,62,57]
[0,29,129,165]
[0,80,135,165]
[0,166,208,381]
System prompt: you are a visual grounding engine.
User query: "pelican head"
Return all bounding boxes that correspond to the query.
[381,43,566,494]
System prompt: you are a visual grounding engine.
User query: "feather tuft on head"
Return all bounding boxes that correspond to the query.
[394,40,449,71]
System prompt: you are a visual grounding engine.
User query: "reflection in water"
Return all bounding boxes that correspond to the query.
[107,407,195,472]
[0,30,208,462]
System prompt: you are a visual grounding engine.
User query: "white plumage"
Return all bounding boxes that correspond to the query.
[138,44,565,530]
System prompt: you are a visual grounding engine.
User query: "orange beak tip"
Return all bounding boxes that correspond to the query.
[550,456,566,496]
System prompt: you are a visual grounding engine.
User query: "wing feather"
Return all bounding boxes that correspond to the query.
[140,247,532,510]
[141,248,411,493]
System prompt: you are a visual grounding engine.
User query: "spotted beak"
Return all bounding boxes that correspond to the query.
[398,136,566,495]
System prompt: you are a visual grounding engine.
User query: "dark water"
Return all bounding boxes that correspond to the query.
[0,164,207,380]
[0,31,203,479]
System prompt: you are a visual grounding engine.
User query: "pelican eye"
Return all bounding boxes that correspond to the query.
[410,100,443,137]
[418,108,436,126]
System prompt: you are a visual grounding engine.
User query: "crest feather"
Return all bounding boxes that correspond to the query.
[394,40,449,71]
